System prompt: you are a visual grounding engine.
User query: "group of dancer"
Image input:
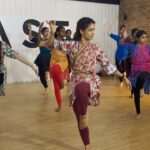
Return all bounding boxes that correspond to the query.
[0,17,150,150]
[108,20,150,120]
[39,18,130,150]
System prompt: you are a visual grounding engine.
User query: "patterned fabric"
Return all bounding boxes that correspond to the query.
[131,45,150,78]
[55,40,117,106]
[50,50,68,72]
[0,41,18,96]
[51,39,69,80]
[122,43,150,89]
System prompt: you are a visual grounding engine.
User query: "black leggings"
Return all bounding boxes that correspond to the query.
[116,59,126,82]
[133,72,150,114]
[38,66,48,89]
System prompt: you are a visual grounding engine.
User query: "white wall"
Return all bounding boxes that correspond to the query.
[0,0,119,83]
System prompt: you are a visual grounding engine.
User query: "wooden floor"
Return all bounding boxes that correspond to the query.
[0,77,150,150]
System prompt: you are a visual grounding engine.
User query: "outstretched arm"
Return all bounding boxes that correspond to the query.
[15,54,37,75]
[2,41,38,75]
[96,44,131,89]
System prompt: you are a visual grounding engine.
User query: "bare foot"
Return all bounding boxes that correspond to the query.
[85,144,91,150]
[43,89,49,95]
[129,94,134,98]
[55,107,61,112]
[140,89,144,97]
[120,82,123,87]
[136,114,141,120]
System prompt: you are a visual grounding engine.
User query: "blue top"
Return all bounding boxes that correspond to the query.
[30,38,51,68]
[109,33,129,64]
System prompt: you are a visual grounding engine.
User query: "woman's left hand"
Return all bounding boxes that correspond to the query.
[46,20,56,34]
[124,77,132,89]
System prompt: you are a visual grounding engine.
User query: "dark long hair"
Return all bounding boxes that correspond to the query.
[66,29,72,34]
[73,17,95,41]
[133,30,147,44]
[136,30,147,39]
[54,26,65,38]
[131,28,139,37]
[41,27,49,34]
[131,28,139,44]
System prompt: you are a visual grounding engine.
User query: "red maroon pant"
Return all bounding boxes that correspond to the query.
[73,82,90,145]
[50,64,63,108]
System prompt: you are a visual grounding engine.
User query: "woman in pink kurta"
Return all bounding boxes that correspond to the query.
[49,18,131,150]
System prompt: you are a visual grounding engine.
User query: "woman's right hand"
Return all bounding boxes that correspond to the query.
[46,20,56,34]
[124,76,132,90]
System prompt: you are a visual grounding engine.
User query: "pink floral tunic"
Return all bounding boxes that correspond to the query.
[54,40,117,106]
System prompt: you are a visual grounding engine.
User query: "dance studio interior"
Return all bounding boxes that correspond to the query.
[0,0,150,150]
